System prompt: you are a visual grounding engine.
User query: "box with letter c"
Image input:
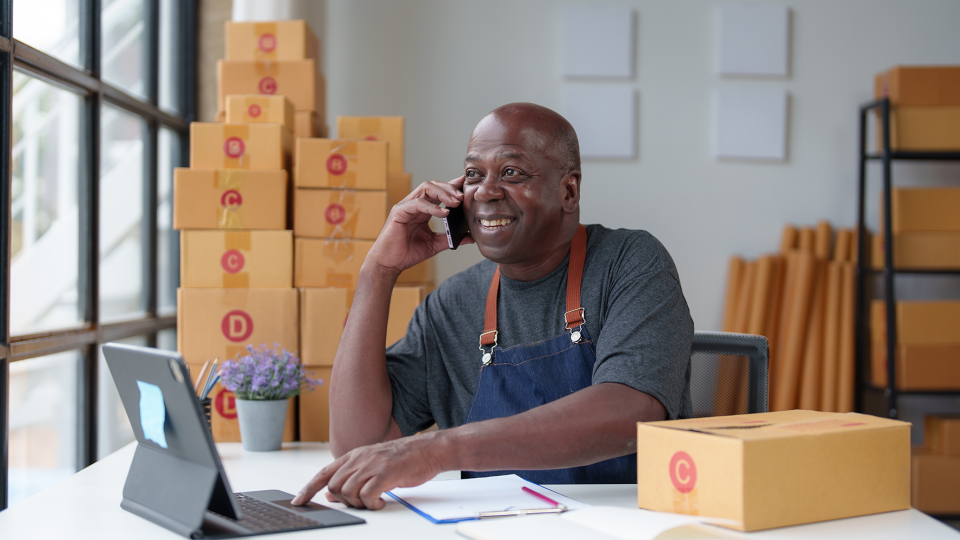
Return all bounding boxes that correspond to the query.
[173,169,288,230]
[636,410,910,531]
[180,230,292,288]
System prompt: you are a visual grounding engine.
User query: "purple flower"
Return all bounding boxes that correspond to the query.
[217,344,322,400]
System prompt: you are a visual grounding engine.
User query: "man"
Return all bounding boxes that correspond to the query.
[292,103,693,510]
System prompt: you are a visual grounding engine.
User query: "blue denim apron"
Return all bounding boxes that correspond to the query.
[461,225,636,484]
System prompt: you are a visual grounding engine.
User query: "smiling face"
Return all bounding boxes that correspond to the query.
[462,104,581,275]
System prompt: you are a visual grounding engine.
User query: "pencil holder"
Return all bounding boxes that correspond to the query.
[200,397,212,431]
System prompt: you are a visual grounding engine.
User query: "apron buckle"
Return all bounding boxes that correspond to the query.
[564,308,586,343]
[479,330,498,365]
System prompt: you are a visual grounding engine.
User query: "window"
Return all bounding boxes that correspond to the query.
[0,0,197,510]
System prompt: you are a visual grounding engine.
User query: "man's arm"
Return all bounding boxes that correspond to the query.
[328,177,470,457]
[292,382,664,509]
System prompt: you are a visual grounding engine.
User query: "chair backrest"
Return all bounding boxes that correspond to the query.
[688,331,769,417]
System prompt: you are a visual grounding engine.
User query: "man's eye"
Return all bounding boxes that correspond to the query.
[464,170,482,182]
[504,168,516,176]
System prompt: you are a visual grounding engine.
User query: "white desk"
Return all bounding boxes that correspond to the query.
[0,442,957,539]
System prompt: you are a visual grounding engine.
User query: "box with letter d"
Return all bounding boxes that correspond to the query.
[636,410,910,531]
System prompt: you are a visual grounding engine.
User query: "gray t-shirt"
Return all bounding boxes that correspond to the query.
[386,224,694,436]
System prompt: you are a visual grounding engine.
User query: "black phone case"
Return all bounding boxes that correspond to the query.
[443,205,469,250]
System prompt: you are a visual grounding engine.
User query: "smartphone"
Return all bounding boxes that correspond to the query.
[443,204,469,250]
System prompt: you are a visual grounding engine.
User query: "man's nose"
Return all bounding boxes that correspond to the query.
[473,175,504,203]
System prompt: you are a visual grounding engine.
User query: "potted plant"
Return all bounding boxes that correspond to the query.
[219,343,320,452]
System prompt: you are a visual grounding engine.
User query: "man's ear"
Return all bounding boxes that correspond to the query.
[560,170,581,215]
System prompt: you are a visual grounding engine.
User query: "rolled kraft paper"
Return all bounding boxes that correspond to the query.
[837,263,857,412]
[834,229,852,262]
[748,255,776,336]
[849,228,859,265]
[820,262,843,412]
[773,250,817,412]
[732,261,757,334]
[798,227,815,251]
[723,256,746,332]
[763,256,787,377]
[798,259,828,410]
[772,251,801,405]
[780,225,798,253]
[814,220,832,260]
[715,260,756,416]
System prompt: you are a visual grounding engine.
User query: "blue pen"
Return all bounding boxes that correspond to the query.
[202,373,221,400]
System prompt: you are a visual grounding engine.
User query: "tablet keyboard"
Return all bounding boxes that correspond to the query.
[229,493,321,533]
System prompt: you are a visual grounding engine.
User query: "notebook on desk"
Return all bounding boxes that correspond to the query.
[103,343,365,538]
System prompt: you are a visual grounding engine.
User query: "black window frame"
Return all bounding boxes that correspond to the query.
[0,0,197,510]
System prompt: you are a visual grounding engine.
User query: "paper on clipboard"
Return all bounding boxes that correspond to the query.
[385,474,590,524]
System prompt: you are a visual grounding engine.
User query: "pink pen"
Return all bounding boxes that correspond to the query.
[521,486,561,507]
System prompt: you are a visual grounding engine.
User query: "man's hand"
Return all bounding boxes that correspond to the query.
[291,433,449,510]
[368,176,474,278]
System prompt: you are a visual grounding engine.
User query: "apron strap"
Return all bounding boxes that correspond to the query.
[479,224,587,350]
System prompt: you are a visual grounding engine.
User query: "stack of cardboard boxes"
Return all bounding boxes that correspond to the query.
[218,20,326,138]
[913,416,960,514]
[874,66,960,151]
[173,20,324,443]
[293,116,429,441]
[870,188,960,390]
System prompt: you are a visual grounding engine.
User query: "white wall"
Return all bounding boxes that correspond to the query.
[322,0,960,331]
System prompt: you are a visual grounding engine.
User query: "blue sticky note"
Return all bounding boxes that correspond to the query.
[137,380,168,449]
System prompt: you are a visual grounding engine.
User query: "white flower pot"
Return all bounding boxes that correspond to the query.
[236,398,289,452]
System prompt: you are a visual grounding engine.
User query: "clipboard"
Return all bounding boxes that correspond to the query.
[385,474,589,524]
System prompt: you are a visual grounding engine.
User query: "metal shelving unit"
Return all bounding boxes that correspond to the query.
[854,97,960,418]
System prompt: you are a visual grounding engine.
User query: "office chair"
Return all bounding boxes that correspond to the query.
[688,331,769,417]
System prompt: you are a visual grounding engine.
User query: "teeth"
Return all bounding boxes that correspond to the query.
[480,218,513,227]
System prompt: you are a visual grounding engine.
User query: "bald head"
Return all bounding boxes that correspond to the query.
[477,103,581,176]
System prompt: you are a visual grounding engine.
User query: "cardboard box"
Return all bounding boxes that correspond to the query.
[398,258,435,284]
[181,230,292,288]
[877,106,960,151]
[912,449,960,514]
[403,281,437,295]
[189,370,296,443]
[177,288,298,364]
[870,343,960,390]
[636,411,911,532]
[336,116,404,173]
[173,169,287,230]
[218,60,324,113]
[294,138,387,190]
[388,171,412,206]
[190,123,292,170]
[294,111,323,138]
[888,188,960,232]
[299,286,424,366]
[299,366,331,442]
[871,300,960,345]
[294,188,388,240]
[926,416,960,455]
[225,94,295,130]
[874,66,960,106]
[294,238,373,288]
[871,232,960,270]
[225,20,319,61]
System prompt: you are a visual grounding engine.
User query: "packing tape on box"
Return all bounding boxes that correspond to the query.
[253,61,281,95]
[242,97,268,122]
[323,238,356,264]
[221,124,251,168]
[216,170,246,229]
[326,141,359,188]
[325,190,359,238]
[253,22,279,60]
[224,231,252,251]
[222,232,251,288]
[327,271,355,288]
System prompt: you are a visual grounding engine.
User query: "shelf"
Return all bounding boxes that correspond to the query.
[861,385,960,397]
[865,151,960,161]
